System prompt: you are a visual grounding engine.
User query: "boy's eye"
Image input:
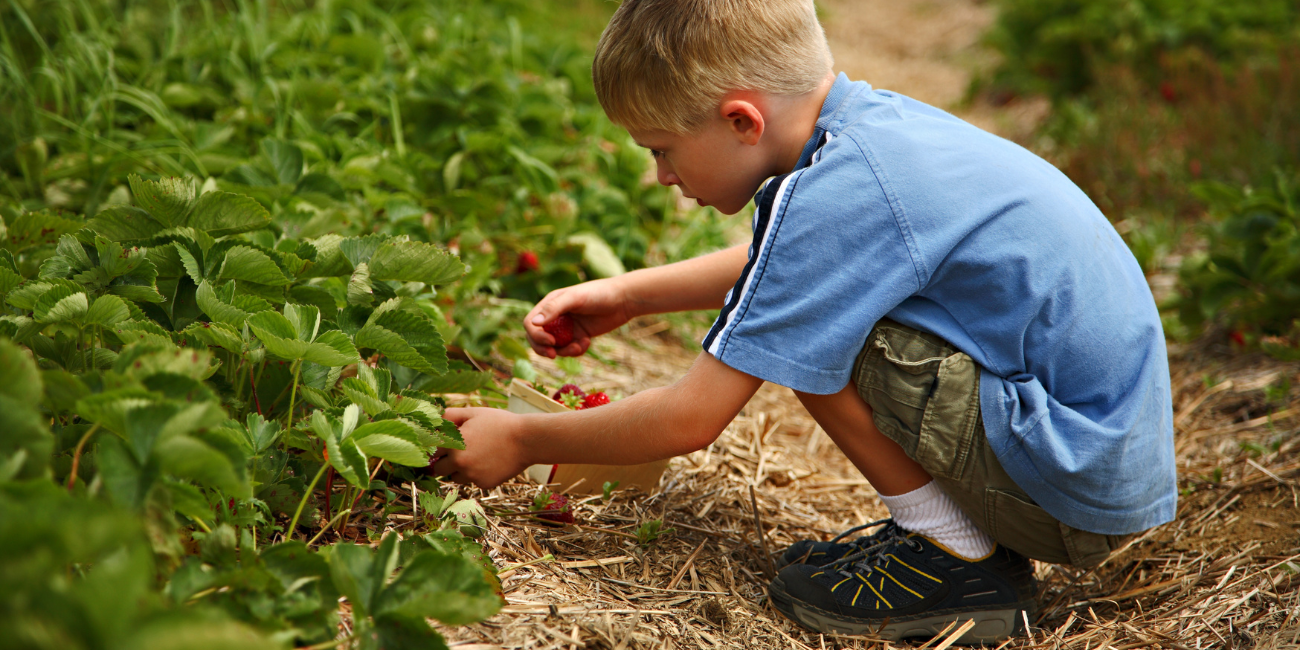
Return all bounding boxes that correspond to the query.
[649,149,665,159]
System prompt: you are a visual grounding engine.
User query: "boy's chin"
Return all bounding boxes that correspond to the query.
[704,197,748,215]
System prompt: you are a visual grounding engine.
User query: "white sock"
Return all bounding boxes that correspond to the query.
[878,480,995,560]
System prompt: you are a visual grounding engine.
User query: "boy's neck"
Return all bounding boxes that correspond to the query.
[766,73,836,175]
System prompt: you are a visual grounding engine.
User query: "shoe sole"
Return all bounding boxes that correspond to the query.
[769,576,1030,644]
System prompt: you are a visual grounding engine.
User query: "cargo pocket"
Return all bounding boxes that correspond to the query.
[986,488,1071,565]
[856,328,948,457]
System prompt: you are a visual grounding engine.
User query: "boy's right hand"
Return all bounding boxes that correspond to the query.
[525,277,634,358]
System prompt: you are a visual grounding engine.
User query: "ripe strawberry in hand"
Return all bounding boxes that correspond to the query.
[580,391,610,409]
[543,314,576,348]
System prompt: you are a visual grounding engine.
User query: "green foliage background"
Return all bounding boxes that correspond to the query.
[983,0,1300,353]
[0,0,731,647]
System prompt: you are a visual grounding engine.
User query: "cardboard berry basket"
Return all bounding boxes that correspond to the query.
[507,378,670,495]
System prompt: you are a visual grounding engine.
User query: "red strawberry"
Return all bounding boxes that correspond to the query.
[543,314,575,348]
[580,392,610,409]
[1159,82,1177,103]
[533,492,575,524]
[516,250,539,274]
[1229,330,1246,347]
[553,384,587,409]
[553,384,586,400]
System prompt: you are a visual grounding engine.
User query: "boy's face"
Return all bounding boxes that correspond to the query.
[628,117,772,216]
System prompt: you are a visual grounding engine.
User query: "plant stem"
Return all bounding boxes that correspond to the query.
[324,466,334,521]
[338,459,385,532]
[249,362,264,416]
[284,359,302,429]
[287,461,329,538]
[307,508,351,547]
[66,423,101,491]
[299,636,350,650]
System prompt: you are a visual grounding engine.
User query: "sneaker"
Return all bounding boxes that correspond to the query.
[769,527,1037,643]
[777,518,898,569]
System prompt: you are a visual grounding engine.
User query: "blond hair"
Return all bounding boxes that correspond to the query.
[593,0,834,134]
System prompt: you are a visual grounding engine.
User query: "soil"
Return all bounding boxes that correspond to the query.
[818,0,1050,140]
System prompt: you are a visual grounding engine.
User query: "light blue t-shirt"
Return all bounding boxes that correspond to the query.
[703,74,1175,535]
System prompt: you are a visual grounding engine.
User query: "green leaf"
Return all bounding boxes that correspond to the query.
[327,543,378,618]
[86,294,130,327]
[174,242,204,284]
[354,304,447,375]
[369,240,466,286]
[568,232,627,278]
[184,191,272,237]
[318,422,367,490]
[154,435,251,499]
[218,246,291,286]
[125,618,282,650]
[182,321,243,353]
[248,310,357,365]
[373,614,449,649]
[2,211,84,254]
[283,302,320,342]
[302,329,358,367]
[33,285,88,323]
[295,172,345,201]
[350,419,427,466]
[196,280,252,326]
[346,262,374,306]
[261,138,304,185]
[340,378,388,416]
[340,234,387,268]
[0,338,52,480]
[247,310,298,342]
[301,234,352,277]
[84,206,164,242]
[373,550,502,625]
[120,346,215,381]
[128,174,197,227]
[243,413,282,455]
[419,368,495,394]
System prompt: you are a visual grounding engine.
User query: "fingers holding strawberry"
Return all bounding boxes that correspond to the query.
[524,278,634,358]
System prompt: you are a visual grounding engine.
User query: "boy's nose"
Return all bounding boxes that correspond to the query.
[655,161,679,187]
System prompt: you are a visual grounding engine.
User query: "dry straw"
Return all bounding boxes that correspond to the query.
[399,320,1296,649]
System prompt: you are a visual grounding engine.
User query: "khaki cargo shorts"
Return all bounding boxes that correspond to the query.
[852,319,1132,568]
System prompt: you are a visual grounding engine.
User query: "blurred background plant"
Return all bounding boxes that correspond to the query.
[0,0,730,366]
[981,0,1300,357]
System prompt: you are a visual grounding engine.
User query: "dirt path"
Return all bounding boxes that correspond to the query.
[819,0,1047,141]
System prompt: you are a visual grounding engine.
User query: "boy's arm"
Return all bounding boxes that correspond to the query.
[525,243,748,357]
[434,351,762,488]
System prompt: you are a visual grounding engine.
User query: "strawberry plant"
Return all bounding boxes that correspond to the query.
[1170,171,1300,358]
[0,0,734,643]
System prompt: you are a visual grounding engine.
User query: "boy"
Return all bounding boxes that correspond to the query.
[433,0,1176,642]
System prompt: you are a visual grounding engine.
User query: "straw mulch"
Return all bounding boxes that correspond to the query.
[436,318,1299,649]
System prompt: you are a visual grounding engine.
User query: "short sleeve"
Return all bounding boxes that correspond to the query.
[702,137,924,394]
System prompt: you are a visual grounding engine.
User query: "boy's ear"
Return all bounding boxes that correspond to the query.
[719,98,765,146]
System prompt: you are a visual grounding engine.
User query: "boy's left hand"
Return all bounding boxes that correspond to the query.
[432,408,529,489]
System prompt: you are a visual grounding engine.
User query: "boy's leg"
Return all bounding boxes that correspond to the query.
[768,319,1128,642]
[795,385,995,560]
[851,319,1130,567]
